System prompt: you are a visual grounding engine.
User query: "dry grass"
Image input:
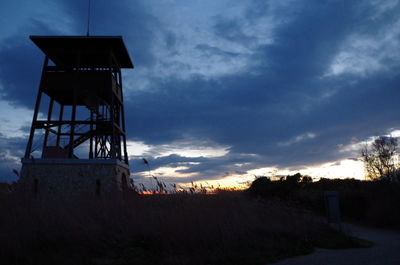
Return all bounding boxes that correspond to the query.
[0,189,365,265]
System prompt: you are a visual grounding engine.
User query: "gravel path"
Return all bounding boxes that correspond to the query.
[273,224,400,265]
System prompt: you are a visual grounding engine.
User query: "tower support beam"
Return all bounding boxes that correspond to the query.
[25,56,49,158]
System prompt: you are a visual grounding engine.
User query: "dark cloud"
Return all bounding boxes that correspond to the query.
[58,0,159,67]
[0,20,56,107]
[132,154,208,173]
[213,18,257,47]
[130,152,264,185]
[124,0,400,174]
[195,44,240,58]
[0,134,26,182]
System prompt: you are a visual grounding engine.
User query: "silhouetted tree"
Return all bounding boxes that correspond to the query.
[361,136,399,181]
[285,173,302,184]
[301,175,313,183]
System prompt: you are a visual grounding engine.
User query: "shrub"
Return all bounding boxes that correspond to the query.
[248,175,400,230]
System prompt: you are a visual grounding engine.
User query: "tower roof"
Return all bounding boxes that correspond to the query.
[30,36,134,68]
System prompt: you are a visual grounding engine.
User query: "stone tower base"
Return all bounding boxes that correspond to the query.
[19,158,131,198]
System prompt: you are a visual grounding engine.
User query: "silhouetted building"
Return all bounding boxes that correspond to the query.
[19,35,134,197]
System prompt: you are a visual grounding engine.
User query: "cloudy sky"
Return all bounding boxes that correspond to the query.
[0,0,399,187]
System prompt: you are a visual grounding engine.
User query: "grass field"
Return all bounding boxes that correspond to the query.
[0,181,370,265]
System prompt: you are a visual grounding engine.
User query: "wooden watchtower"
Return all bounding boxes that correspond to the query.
[20,36,134,197]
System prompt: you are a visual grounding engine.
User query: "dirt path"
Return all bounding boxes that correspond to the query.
[273,224,400,265]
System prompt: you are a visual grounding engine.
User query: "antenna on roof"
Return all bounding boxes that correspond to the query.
[86,0,92,36]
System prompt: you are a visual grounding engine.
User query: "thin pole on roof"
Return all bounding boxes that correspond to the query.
[86,0,92,36]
